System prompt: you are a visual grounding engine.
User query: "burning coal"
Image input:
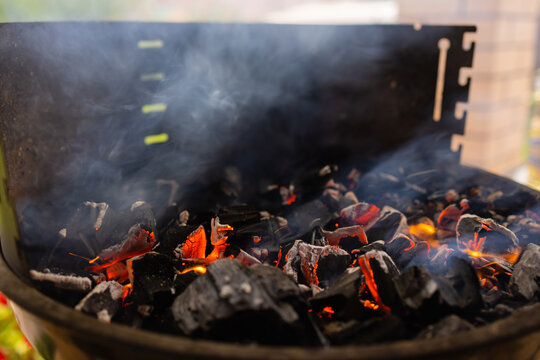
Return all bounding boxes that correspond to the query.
[28,163,540,346]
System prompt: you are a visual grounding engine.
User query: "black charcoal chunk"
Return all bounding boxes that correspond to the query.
[365,206,407,242]
[284,240,351,288]
[362,250,400,309]
[324,316,408,345]
[171,260,317,345]
[75,281,124,322]
[433,257,483,313]
[286,200,332,239]
[354,240,385,256]
[416,315,474,339]
[322,225,367,252]
[506,215,540,246]
[509,243,540,300]
[158,220,198,256]
[340,202,381,228]
[478,303,514,322]
[217,205,261,227]
[127,252,188,305]
[310,268,363,311]
[393,266,441,316]
[456,214,518,254]
[338,192,359,212]
[129,201,157,236]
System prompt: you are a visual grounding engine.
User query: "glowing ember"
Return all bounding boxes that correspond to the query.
[340,202,381,227]
[180,266,207,275]
[322,306,334,314]
[207,217,233,262]
[357,254,391,313]
[322,226,368,247]
[402,236,416,251]
[122,283,133,302]
[280,186,296,205]
[175,226,207,259]
[105,262,129,283]
[88,227,156,273]
[362,299,379,310]
[317,306,335,318]
[408,222,437,245]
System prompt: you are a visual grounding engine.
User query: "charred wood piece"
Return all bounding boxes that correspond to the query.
[456,214,519,255]
[75,281,124,322]
[29,269,92,292]
[284,240,351,288]
[416,315,474,339]
[126,252,187,305]
[171,260,317,345]
[432,257,483,313]
[509,243,540,300]
[393,266,441,319]
[340,202,380,228]
[365,206,407,243]
[322,225,367,252]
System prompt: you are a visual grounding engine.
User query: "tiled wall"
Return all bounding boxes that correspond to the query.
[397,0,538,174]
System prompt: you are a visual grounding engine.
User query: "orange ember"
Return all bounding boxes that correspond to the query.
[323,226,368,247]
[341,203,381,226]
[106,262,129,283]
[322,306,335,314]
[403,237,415,252]
[363,299,380,310]
[408,223,437,246]
[317,306,335,319]
[88,229,156,273]
[180,265,207,274]
[357,255,390,313]
[286,194,297,205]
[253,236,262,243]
[122,283,133,302]
[68,252,100,264]
[174,218,234,269]
[179,226,207,259]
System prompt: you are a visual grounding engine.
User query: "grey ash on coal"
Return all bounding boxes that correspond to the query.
[29,164,540,345]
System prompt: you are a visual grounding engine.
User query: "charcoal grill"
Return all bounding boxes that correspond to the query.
[0,22,539,359]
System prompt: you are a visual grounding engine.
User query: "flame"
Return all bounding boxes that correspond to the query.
[408,223,437,246]
[253,236,262,243]
[180,266,207,274]
[122,283,133,302]
[462,243,521,290]
[458,232,486,254]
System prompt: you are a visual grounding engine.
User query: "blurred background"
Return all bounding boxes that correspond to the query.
[0,0,539,358]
